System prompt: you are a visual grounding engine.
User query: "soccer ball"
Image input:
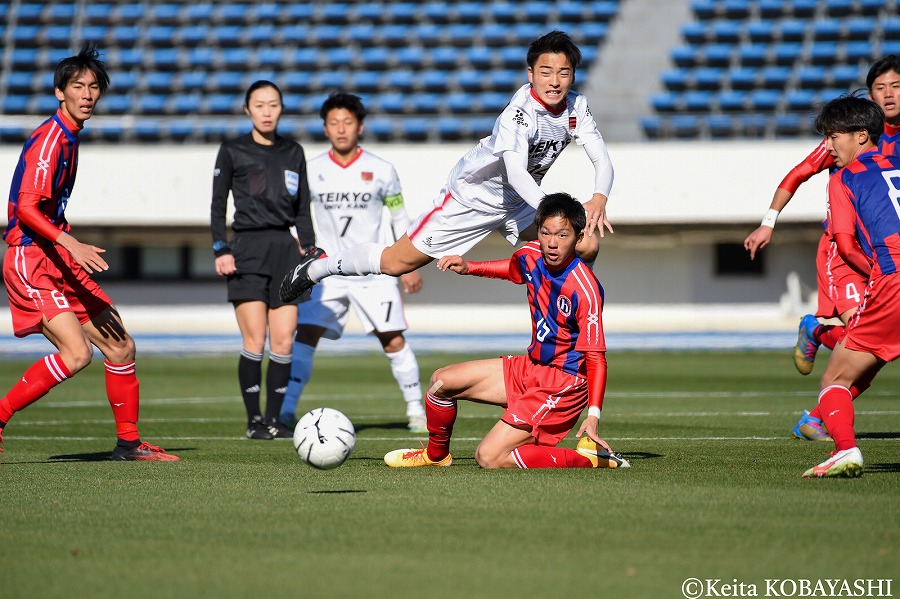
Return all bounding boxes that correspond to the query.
[292,407,356,470]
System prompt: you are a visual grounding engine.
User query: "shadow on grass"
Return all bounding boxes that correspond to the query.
[866,463,900,474]
[354,421,412,433]
[620,451,664,461]
[857,432,900,440]
[47,447,194,462]
[308,490,368,494]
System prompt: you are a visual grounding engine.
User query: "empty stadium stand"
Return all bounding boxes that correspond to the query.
[645,0,899,140]
[0,1,619,143]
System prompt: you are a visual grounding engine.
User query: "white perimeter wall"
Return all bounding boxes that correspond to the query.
[0,140,829,227]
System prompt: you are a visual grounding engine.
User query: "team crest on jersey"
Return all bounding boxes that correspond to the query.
[557,295,572,317]
[513,109,528,127]
[284,170,299,195]
[569,116,577,130]
[361,171,373,182]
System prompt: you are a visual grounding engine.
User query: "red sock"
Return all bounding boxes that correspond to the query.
[106,361,140,442]
[512,445,593,468]
[424,392,456,462]
[0,354,71,423]
[815,325,844,350]
[809,378,869,421]
[818,385,856,451]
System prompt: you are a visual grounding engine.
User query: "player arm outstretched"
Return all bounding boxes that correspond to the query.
[15,192,108,273]
[581,138,615,238]
[436,255,521,282]
[574,350,610,449]
[744,139,834,260]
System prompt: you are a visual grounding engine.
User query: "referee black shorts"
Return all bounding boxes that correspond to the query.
[226,230,304,307]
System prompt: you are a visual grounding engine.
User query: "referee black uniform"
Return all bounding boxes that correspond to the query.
[210,133,314,306]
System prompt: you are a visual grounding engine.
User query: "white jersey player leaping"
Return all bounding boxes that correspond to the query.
[281,30,615,302]
[280,92,427,432]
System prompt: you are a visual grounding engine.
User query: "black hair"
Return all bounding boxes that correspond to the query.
[866,54,900,89]
[244,80,283,107]
[54,42,109,94]
[814,94,885,143]
[526,30,581,70]
[319,92,367,123]
[533,192,586,235]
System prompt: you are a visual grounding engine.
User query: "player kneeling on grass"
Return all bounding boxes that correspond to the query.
[384,193,627,469]
[800,95,900,478]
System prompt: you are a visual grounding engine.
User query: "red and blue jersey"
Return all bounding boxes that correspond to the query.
[828,148,900,277]
[509,241,606,376]
[4,109,80,246]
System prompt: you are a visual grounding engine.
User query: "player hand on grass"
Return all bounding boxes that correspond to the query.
[56,232,108,274]
[214,254,236,277]
[400,271,423,294]
[436,255,468,275]
[583,193,613,238]
[574,415,610,450]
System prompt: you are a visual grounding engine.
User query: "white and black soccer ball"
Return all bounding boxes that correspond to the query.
[292,407,356,470]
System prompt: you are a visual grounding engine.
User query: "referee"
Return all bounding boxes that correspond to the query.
[210,80,318,440]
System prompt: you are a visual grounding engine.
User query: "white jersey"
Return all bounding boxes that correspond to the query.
[445,84,605,214]
[307,147,410,281]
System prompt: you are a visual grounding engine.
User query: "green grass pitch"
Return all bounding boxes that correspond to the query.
[1,351,897,599]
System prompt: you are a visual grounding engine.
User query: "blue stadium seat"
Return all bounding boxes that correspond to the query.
[785,89,815,111]
[183,3,214,22]
[421,2,452,24]
[824,0,854,17]
[393,47,424,70]
[444,93,471,113]
[43,25,74,47]
[722,0,751,19]
[683,90,713,112]
[209,71,244,93]
[454,70,482,91]
[10,47,39,67]
[882,40,900,56]
[387,3,419,24]
[497,46,525,69]
[760,66,792,89]
[412,23,442,47]
[797,66,827,89]
[749,89,781,111]
[585,1,619,22]
[738,44,768,67]
[445,24,478,47]
[430,47,459,69]
[489,2,517,23]
[467,116,497,138]
[813,20,843,41]
[12,26,41,47]
[311,25,342,46]
[662,69,690,92]
[681,22,708,44]
[779,20,807,43]
[170,94,202,115]
[692,0,717,20]
[581,46,599,65]
[670,115,700,138]
[809,42,838,66]
[34,95,62,114]
[380,24,412,48]
[671,46,699,68]
[321,47,355,69]
[846,18,876,41]
[740,113,768,137]
[149,4,181,23]
[401,118,431,141]
[215,3,249,24]
[774,113,803,136]
[299,93,329,115]
[436,118,465,141]
[102,95,131,115]
[205,94,238,115]
[221,48,251,69]
[84,3,112,23]
[110,25,140,45]
[788,0,819,18]
[757,0,785,18]
[279,24,312,44]
[577,23,609,45]
[167,120,196,141]
[246,24,276,45]
[213,25,243,46]
[282,3,313,21]
[466,47,495,69]
[146,25,176,46]
[703,44,732,68]
[348,71,382,93]
[16,3,44,23]
[359,47,391,71]
[319,3,351,24]
[711,21,742,43]
[818,88,848,102]
[251,3,282,22]
[2,95,30,113]
[718,90,747,112]
[883,18,900,40]
[746,21,776,43]
[480,92,511,112]
[728,67,758,90]
[134,121,164,141]
[707,114,735,138]
[256,48,285,69]
[481,23,510,47]
[148,48,180,70]
[844,41,873,62]
[421,70,450,93]
[694,67,724,91]
[522,1,552,21]
[178,71,207,91]
[378,93,407,114]
[409,93,441,114]
[831,65,861,87]
[138,95,168,114]
[384,70,416,92]
[347,24,375,45]
[365,118,394,142]
[640,115,664,140]
[509,23,544,45]
[455,3,485,24]
[145,72,175,92]
[557,2,585,24]
[6,73,35,93]
[650,92,679,113]
[773,42,803,66]
[114,3,145,23]
[311,71,349,94]
[859,0,886,14]
[46,3,76,23]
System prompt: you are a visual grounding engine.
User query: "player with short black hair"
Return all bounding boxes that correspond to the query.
[384,192,627,470]
[0,43,177,461]
[801,95,900,477]
[281,30,614,304]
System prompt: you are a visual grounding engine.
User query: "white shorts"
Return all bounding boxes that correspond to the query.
[407,191,536,258]
[297,276,408,339]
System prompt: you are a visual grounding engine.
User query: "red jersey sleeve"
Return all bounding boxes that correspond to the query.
[15,192,63,243]
[827,171,856,237]
[465,256,524,284]
[584,351,607,410]
[778,139,835,194]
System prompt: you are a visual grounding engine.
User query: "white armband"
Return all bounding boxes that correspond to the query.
[761,209,779,228]
[587,406,602,419]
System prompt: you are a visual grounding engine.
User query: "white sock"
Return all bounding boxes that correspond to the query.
[385,343,424,417]
[308,243,384,282]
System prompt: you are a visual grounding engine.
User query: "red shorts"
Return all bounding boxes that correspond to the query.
[3,245,113,337]
[501,354,588,447]
[843,274,900,362]
[815,233,866,319]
